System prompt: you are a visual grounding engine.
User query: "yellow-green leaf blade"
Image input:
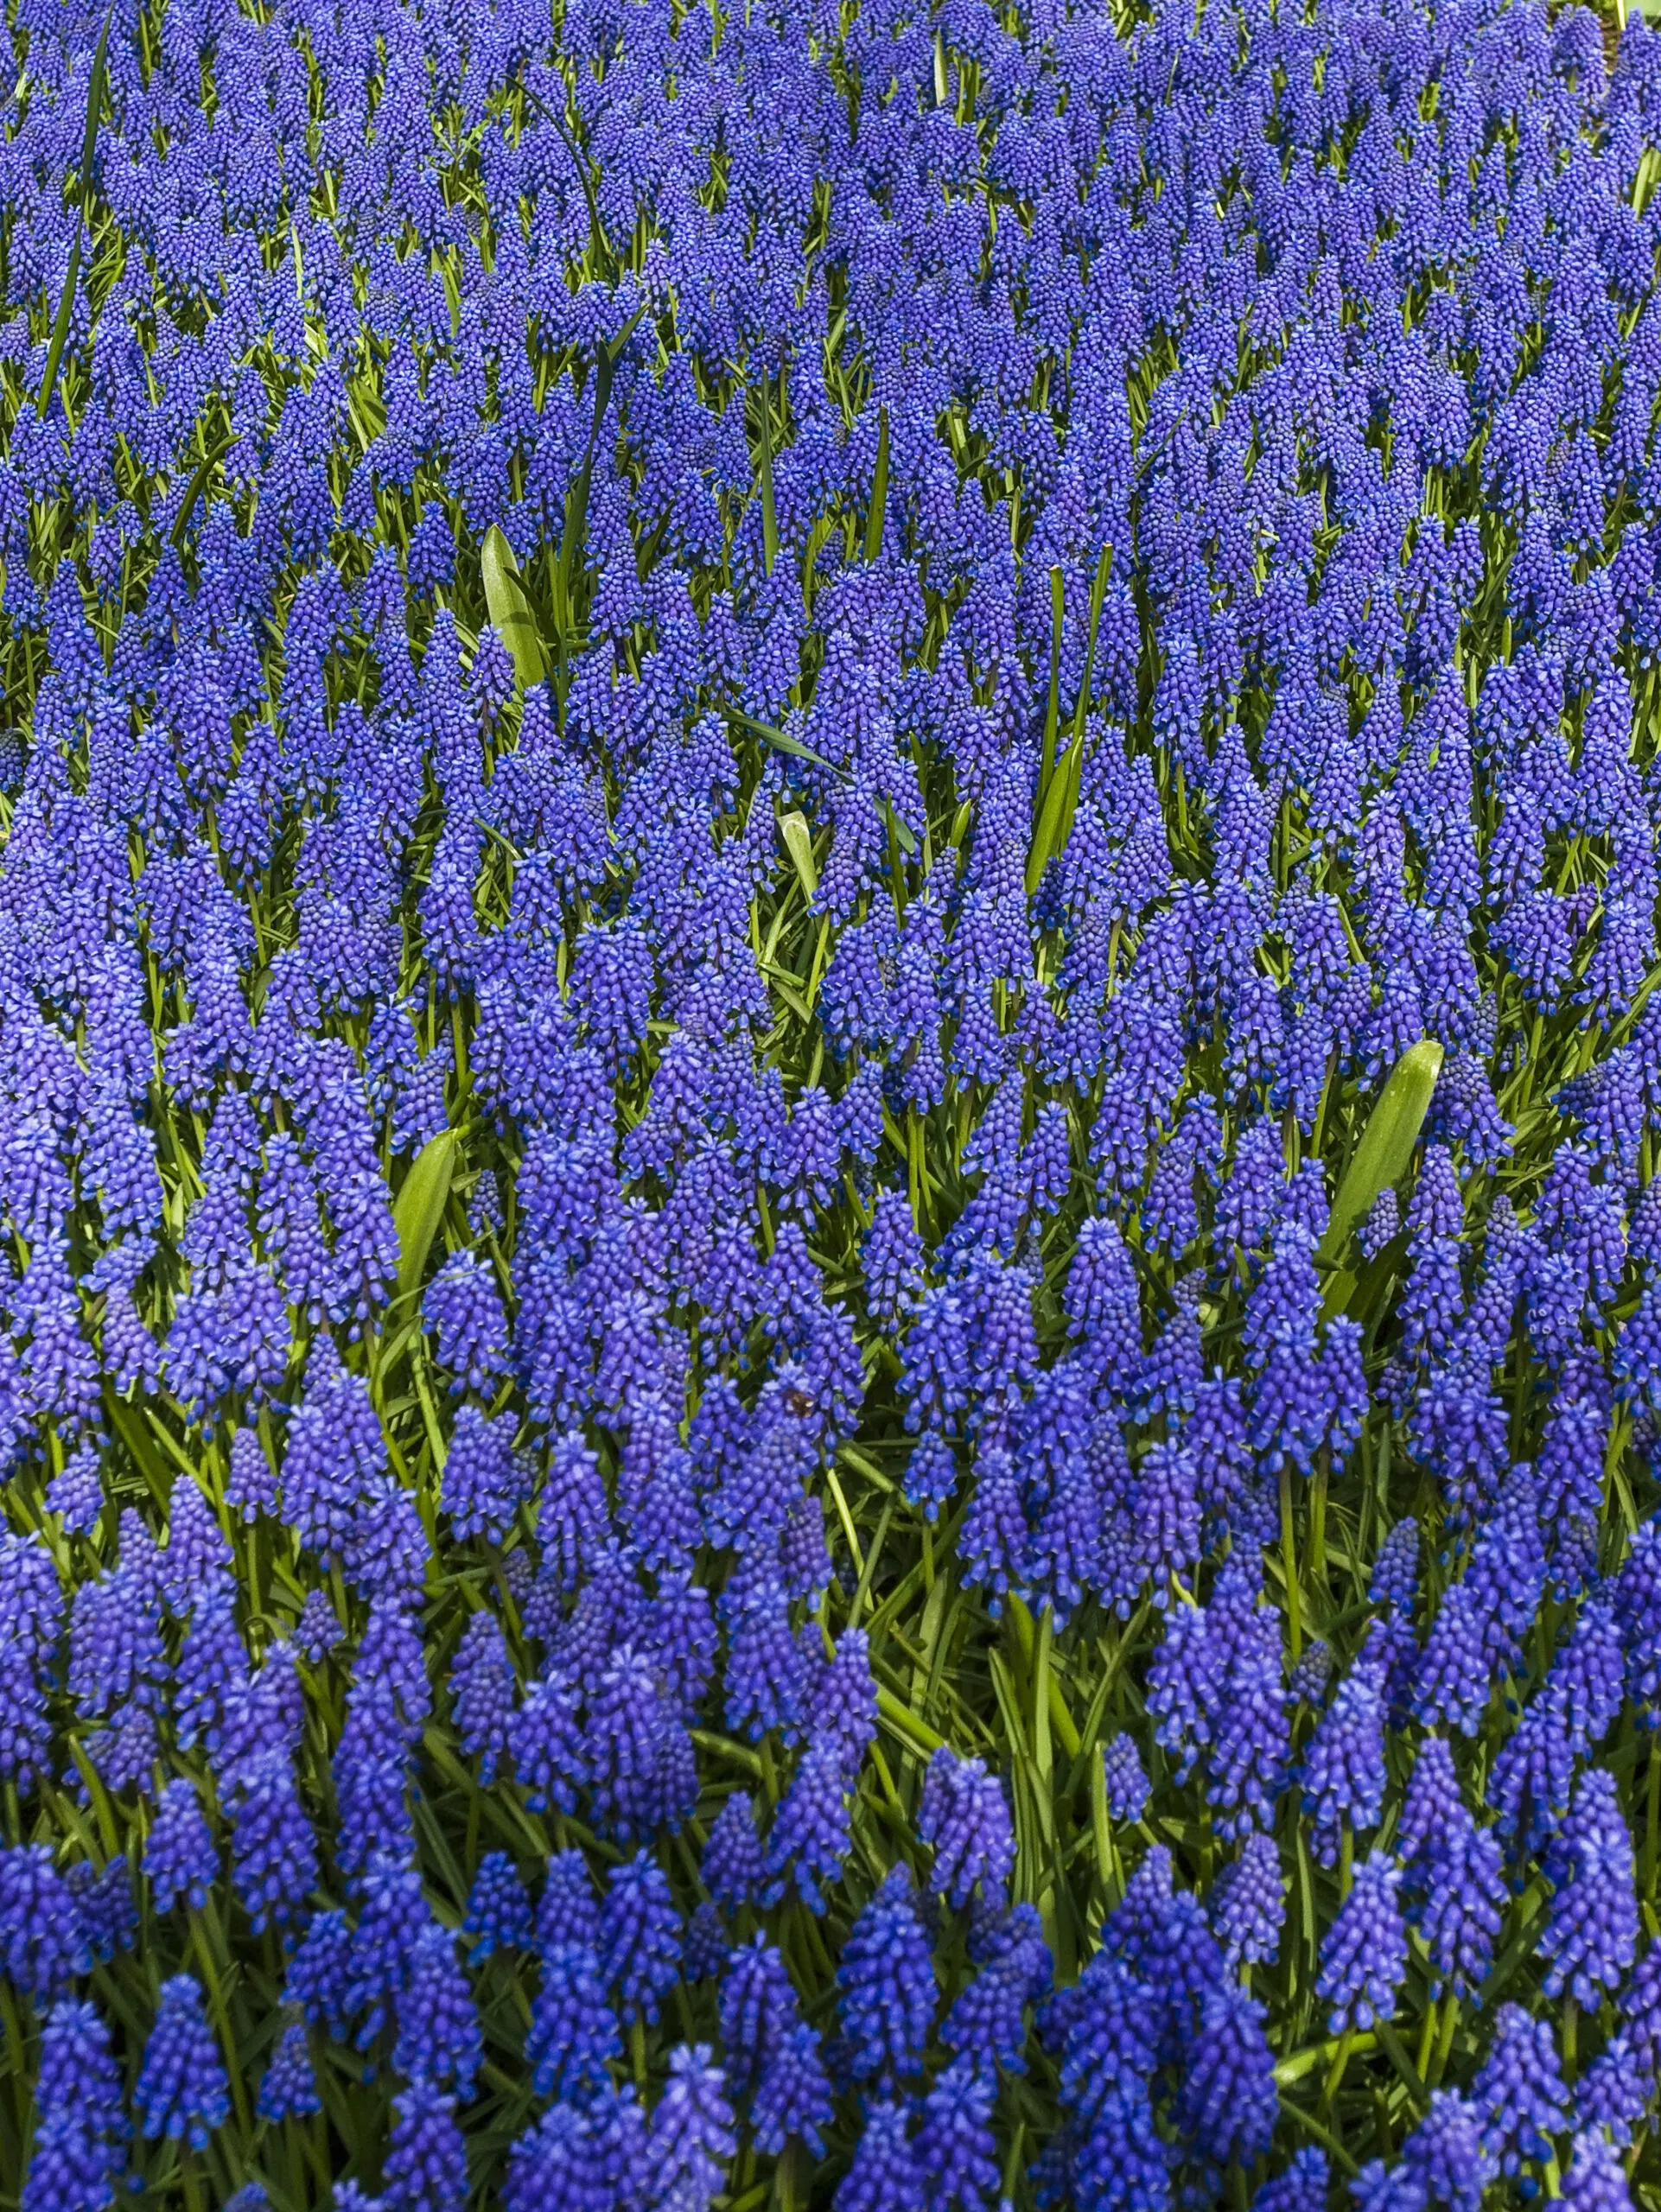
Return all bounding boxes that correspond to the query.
[394,1128,458,1301]
[480,524,545,688]
[1319,1039,1444,1274]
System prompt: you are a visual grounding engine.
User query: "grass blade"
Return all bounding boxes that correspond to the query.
[1025,547,1111,896]
[514,71,612,270]
[1072,543,1113,743]
[1025,731,1077,896]
[170,435,236,548]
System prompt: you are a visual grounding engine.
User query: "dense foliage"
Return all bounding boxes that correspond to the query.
[2,0,1661,2203]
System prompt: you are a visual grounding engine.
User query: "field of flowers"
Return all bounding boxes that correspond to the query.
[3,0,1661,2202]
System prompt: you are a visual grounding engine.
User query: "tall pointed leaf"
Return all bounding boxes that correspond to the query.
[394,1129,457,1300]
[754,368,780,577]
[780,810,818,897]
[78,11,111,194]
[1035,565,1066,804]
[557,302,648,621]
[1025,546,1111,896]
[726,703,843,776]
[863,404,889,564]
[39,11,111,422]
[1318,1039,1444,1276]
[36,236,80,420]
[481,524,545,687]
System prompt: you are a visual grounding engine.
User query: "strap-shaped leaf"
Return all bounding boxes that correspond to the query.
[1026,735,1077,898]
[78,11,111,194]
[481,524,545,687]
[394,1128,457,1300]
[171,435,237,548]
[780,810,818,897]
[36,235,81,421]
[754,368,780,576]
[40,11,112,422]
[557,302,648,620]
[1034,565,1066,805]
[1072,544,1113,747]
[885,797,918,857]
[1025,545,1111,896]
[514,70,612,270]
[863,404,889,564]
[726,702,844,776]
[1318,1039,1444,1274]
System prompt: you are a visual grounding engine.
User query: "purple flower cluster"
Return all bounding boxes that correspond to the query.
[0,0,1657,2196]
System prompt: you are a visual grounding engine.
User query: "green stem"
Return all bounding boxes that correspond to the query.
[1373,2017,1428,2111]
[1309,1449,1329,1592]
[770,2138,805,2212]
[1319,2029,1356,2112]
[1414,1998,1437,2084]
[1007,1595,1081,1759]
[1281,1465,1301,1660]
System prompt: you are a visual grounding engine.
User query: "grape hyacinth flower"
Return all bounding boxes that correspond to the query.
[918,1750,1015,1909]
[134,1977,230,2151]
[1317,1853,1408,2035]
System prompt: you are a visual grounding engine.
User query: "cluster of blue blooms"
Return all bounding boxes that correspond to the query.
[1,0,1660,2199]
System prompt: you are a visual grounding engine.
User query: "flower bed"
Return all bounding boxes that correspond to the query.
[1,0,1661,2204]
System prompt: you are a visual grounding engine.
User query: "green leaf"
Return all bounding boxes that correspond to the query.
[1337,1228,1410,1333]
[556,304,648,623]
[875,1684,946,1754]
[513,71,613,269]
[1071,541,1114,747]
[170,435,236,548]
[394,1128,457,1301]
[1007,1595,1082,1759]
[1025,730,1078,897]
[38,10,112,423]
[78,10,111,201]
[1318,1039,1444,1281]
[863,403,889,564]
[481,524,545,687]
[726,702,845,776]
[754,368,780,576]
[36,233,80,420]
[101,1383,171,1510]
[779,810,818,897]
[1025,546,1111,897]
[1035,565,1065,806]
